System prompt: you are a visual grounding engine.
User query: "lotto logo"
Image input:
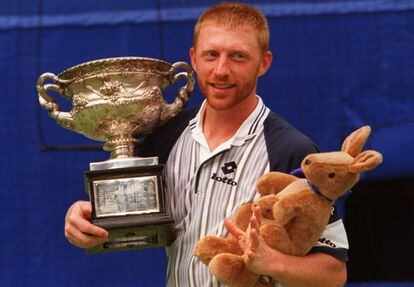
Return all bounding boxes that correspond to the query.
[221,161,237,175]
[211,173,238,186]
[318,237,337,248]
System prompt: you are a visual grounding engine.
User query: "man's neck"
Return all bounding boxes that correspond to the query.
[202,95,258,152]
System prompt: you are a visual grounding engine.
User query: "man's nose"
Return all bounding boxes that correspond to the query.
[213,56,230,78]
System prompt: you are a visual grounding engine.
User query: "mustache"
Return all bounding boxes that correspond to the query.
[204,76,234,84]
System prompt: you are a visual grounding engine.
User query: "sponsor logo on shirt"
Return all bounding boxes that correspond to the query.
[211,161,238,186]
[318,237,337,248]
[221,161,237,174]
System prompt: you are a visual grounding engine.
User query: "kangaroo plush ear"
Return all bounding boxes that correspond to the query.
[348,150,383,173]
[341,126,371,157]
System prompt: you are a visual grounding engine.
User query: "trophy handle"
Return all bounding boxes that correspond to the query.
[36,72,75,130]
[161,62,195,122]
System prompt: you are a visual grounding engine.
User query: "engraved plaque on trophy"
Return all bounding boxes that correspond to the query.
[37,57,194,253]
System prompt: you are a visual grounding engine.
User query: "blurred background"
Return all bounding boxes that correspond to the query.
[0,0,413,286]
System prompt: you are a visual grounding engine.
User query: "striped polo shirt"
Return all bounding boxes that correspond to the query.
[137,97,349,287]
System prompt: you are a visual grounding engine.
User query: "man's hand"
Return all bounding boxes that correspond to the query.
[226,205,278,276]
[243,206,282,276]
[64,201,108,248]
[223,217,248,251]
[229,205,347,287]
[224,205,264,255]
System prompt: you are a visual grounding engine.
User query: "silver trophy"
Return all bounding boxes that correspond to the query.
[37,57,194,252]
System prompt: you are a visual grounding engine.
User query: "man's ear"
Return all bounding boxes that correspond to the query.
[189,47,197,73]
[258,50,273,77]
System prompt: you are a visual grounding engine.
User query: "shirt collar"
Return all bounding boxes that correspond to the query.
[188,96,269,148]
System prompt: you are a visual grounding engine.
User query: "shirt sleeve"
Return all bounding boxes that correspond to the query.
[307,205,349,261]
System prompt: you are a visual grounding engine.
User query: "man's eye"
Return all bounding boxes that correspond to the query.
[204,52,218,59]
[233,53,247,61]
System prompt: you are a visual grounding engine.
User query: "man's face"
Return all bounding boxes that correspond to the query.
[190,24,272,111]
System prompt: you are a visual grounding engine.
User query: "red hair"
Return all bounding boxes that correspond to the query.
[194,2,270,52]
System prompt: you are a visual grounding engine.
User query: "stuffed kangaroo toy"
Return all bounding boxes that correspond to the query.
[194,126,383,287]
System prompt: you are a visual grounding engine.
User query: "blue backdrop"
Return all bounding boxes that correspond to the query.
[1,1,413,286]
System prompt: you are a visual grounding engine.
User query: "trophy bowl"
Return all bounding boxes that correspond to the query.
[37,57,194,158]
[37,57,194,252]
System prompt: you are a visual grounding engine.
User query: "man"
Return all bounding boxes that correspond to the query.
[64,2,348,286]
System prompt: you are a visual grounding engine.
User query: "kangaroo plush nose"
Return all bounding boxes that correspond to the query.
[304,159,312,165]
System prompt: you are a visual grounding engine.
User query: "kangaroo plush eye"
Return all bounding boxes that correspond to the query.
[328,172,336,179]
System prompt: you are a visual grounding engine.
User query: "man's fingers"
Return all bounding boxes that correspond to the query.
[66,209,108,237]
[250,216,260,233]
[65,232,82,247]
[249,228,260,251]
[66,231,88,248]
[65,201,108,237]
[65,224,107,248]
[64,200,108,249]
[65,201,90,224]
[244,250,255,261]
[250,205,262,231]
[76,218,108,237]
[224,218,244,238]
[78,201,92,217]
[253,206,262,226]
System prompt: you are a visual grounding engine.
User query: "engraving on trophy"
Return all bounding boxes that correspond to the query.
[72,93,89,116]
[93,175,159,217]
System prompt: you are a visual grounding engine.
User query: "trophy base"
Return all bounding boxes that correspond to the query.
[87,221,175,253]
[84,157,175,253]
[89,156,159,171]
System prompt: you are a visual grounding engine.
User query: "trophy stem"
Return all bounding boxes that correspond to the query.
[110,144,135,159]
[104,137,137,159]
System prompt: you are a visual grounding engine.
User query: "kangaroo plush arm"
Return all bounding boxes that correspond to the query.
[256,172,298,196]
